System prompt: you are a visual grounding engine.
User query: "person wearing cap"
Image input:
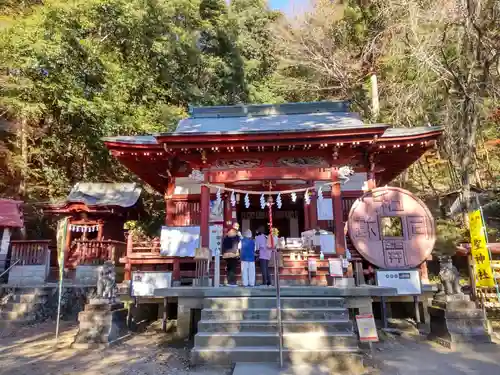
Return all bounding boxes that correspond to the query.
[240,229,256,287]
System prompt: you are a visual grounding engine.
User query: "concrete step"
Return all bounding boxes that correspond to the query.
[197,319,353,334]
[2,287,53,295]
[9,293,50,304]
[204,297,345,310]
[194,331,357,348]
[0,302,41,314]
[201,308,348,321]
[191,346,361,366]
[0,310,36,321]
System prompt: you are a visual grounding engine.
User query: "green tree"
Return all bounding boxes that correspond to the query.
[0,0,283,206]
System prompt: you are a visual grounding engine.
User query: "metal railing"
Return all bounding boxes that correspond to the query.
[0,259,21,279]
[273,249,284,368]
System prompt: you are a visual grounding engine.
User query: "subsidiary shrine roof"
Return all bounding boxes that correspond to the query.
[45,183,142,213]
[102,101,444,192]
[0,199,23,228]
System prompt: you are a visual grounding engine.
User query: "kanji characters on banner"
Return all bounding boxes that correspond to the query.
[469,210,495,288]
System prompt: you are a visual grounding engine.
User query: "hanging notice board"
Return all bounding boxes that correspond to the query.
[160,225,223,257]
[131,271,172,297]
[160,226,200,257]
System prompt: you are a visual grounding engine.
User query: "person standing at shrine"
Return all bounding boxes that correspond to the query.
[255,227,271,286]
[222,228,240,286]
[240,229,256,287]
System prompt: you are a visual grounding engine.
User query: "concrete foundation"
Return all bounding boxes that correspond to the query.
[75,265,101,284]
[7,264,50,285]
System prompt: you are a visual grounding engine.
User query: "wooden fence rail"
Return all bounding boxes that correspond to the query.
[73,240,126,265]
[10,240,51,265]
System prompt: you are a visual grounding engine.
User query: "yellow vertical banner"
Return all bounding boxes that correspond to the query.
[468,210,495,287]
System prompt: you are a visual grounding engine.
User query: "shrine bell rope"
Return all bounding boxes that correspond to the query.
[200,181,342,195]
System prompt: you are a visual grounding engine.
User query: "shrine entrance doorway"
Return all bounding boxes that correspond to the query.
[237,194,305,238]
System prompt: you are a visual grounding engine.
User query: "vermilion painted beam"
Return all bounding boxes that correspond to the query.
[160,136,378,150]
[209,167,333,184]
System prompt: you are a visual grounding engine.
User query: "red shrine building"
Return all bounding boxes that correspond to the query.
[103,101,442,284]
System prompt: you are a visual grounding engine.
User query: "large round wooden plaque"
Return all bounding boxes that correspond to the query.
[347,187,435,269]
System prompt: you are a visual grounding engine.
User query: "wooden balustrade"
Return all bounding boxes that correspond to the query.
[73,240,126,265]
[131,238,161,254]
[10,240,51,265]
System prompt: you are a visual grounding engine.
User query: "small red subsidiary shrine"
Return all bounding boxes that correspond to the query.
[103,101,442,284]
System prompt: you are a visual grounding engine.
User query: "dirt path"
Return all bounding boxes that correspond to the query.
[370,334,500,375]
[0,321,231,375]
[2,322,500,375]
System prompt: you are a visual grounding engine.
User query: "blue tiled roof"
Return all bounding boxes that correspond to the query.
[174,111,375,134]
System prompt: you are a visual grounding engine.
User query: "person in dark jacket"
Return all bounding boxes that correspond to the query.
[240,229,256,287]
[222,228,240,286]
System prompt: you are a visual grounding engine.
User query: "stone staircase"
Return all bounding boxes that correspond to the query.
[0,287,52,324]
[192,294,361,368]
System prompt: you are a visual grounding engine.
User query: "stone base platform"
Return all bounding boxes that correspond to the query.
[72,301,129,348]
[428,294,492,349]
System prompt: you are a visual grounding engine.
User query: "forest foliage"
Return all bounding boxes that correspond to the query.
[0,0,498,238]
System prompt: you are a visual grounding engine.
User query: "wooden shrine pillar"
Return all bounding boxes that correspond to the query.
[367,153,377,190]
[223,193,232,235]
[200,183,210,248]
[304,199,310,230]
[332,169,345,255]
[124,232,133,281]
[164,179,176,226]
[308,181,318,230]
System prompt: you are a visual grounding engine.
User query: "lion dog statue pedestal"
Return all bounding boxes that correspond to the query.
[428,257,491,349]
[73,261,128,348]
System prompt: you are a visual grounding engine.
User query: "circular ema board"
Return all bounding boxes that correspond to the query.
[347,187,436,269]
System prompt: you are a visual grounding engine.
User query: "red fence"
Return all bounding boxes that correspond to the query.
[72,240,126,265]
[170,201,201,226]
[10,240,51,265]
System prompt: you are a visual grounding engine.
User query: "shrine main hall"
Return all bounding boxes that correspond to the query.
[103,100,441,281]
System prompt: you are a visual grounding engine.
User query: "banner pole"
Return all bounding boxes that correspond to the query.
[55,270,63,343]
[55,217,68,344]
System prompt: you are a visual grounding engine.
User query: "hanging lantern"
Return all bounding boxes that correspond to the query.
[304,189,311,205]
[244,193,250,208]
[276,193,282,209]
[230,191,236,207]
[291,192,297,203]
[260,194,266,209]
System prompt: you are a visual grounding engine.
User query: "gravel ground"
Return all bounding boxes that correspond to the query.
[0,321,232,375]
[367,330,500,375]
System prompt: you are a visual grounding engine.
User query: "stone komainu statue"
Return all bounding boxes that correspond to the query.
[96,261,117,301]
[438,257,462,295]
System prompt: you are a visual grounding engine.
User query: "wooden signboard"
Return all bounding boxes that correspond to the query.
[356,314,379,342]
